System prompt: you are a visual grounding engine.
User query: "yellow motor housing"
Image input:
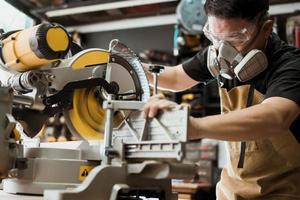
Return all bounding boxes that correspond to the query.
[1,23,70,71]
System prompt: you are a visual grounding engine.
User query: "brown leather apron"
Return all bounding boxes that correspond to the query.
[216,84,300,200]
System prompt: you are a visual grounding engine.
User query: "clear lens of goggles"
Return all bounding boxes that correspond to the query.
[203,23,254,47]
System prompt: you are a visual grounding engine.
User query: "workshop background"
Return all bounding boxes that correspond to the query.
[1,0,300,199]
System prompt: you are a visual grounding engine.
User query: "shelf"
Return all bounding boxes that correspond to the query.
[6,0,179,28]
[6,0,300,33]
[269,2,300,16]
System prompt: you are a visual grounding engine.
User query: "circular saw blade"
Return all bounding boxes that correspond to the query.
[64,45,150,140]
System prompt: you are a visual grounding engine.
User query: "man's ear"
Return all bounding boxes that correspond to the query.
[263,20,274,39]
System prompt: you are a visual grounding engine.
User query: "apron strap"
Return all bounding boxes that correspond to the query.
[237,84,255,168]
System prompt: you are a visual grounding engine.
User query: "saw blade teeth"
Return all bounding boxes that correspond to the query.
[109,40,150,101]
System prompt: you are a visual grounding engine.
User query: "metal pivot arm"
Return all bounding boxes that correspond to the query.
[102,94,116,165]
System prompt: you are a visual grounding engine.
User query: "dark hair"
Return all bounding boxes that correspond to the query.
[204,0,269,22]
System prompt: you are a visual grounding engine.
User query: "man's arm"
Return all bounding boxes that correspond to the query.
[189,97,300,141]
[144,95,300,141]
[143,63,199,92]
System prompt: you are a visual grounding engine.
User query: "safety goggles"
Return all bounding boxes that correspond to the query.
[203,22,257,48]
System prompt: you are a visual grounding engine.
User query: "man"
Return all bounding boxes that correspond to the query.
[143,0,300,199]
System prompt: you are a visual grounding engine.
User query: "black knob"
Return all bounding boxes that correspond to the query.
[148,65,165,74]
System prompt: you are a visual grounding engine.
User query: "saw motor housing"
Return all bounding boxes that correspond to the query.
[1,23,70,71]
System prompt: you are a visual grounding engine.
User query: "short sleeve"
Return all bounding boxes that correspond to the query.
[265,58,300,106]
[182,47,213,82]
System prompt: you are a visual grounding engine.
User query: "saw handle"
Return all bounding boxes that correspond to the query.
[148,65,164,95]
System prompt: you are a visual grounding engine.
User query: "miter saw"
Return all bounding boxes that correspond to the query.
[0,23,195,200]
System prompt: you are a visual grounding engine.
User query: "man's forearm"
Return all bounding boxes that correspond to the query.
[143,63,181,91]
[143,63,198,92]
[188,102,289,141]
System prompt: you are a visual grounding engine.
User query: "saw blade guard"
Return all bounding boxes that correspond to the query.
[64,41,150,140]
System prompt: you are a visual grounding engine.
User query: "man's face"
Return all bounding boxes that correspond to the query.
[204,16,268,53]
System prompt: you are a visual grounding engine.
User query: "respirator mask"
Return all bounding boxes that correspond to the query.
[204,22,268,82]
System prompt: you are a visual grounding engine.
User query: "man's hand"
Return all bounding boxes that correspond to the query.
[143,94,178,118]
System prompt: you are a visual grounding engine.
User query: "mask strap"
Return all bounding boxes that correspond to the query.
[216,76,224,87]
[237,84,255,168]
[203,76,224,87]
